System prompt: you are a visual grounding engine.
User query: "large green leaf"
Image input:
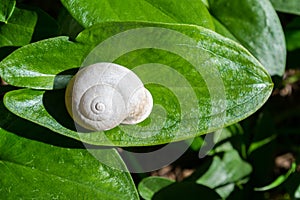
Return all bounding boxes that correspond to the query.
[61,0,285,76]
[0,128,139,199]
[270,0,300,15]
[1,22,273,146]
[60,0,214,29]
[0,0,15,23]
[0,7,37,47]
[208,0,286,76]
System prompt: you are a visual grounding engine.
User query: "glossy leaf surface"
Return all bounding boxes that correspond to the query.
[1,22,273,146]
[208,0,286,76]
[0,36,86,89]
[60,0,286,76]
[0,128,139,199]
[60,0,214,29]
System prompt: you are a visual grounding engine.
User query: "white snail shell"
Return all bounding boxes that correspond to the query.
[65,62,153,131]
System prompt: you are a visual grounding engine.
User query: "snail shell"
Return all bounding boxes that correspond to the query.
[65,62,153,131]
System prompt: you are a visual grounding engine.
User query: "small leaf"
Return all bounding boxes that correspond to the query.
[248,135,277,155]
[196,150,252,198]
[270,0,300,15]
[0,7,37,47]
[0,0,16,23]
[61,0,215,29]
[255,162,297,191]
[138,177,174,200]
[0,128,139,199]
[208,0,286,76]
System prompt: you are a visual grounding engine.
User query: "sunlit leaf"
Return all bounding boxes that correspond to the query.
[208,0,286,76]
[0,128,139,199]
[60,0,214,29]
[1,22,273,146]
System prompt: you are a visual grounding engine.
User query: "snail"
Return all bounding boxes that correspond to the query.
[65,62,153,131]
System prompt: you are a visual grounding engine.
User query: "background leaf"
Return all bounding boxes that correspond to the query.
[208,0,286,76]
[0,128,139,199]
[196,150,252,198]
[60,0,215,30]
[254,162,297,191]
[0,7,37,47]
[0,0,16,23]
[138,177,174,200]
[270,0,300,15]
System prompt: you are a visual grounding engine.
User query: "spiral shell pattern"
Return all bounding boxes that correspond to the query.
[65,62,153,131]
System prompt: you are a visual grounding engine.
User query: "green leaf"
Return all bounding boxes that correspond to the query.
[255,162,297,191]
[248,134,277,155]
[208,0,286,76]
[0,36,87,89]
[196,150,252,198]
[0,7,37,47]
[138,177,174,200]
[1,22,273,146]
[270,0,300,15]
[0,128,139,199]
[0,0,15,23]
[211,17,237,42]
[60,0,215,30]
